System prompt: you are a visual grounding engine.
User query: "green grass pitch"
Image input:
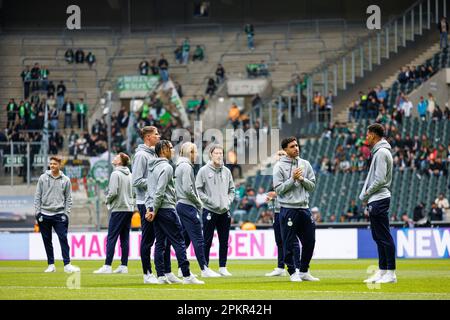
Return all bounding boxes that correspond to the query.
[0,259,449,300]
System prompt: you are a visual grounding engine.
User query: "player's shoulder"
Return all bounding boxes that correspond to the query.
[38,173,47,182]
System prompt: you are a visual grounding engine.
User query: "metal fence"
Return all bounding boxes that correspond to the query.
[252,0,445,130]
[0,141,48,186]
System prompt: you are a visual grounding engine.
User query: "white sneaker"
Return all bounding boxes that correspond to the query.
[93,265,112,274]
[178,268,198,278]
[218,267,232,276]
[44,264,56,273]
[157,276,171,284]
[113,265,128,274]
[375,271,397,284]
[201,267,221,278]
[265,268,286,277]
[290,271,303,282]
[165,272,183,284]
[143,273,158,284]
[183,275,205,285]
[64,264,80,273]
[299,272,320,281]
[363,270,386,283]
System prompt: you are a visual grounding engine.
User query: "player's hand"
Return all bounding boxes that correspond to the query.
[293,168,301,180]
[145,210,155,222]
[266,191,277,202]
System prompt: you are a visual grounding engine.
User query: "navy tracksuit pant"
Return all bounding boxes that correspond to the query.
[368,198,396,270]
[176,203,208,270]
[202,209,231,268]
[105,211,133,266]
[279,207,316,275]
[37,213,71,265]
[153,208,191,277]
[138,204,172,275]
[273,212,301,269]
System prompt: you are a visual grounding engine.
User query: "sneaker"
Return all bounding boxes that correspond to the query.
[375,271,397,284]
[93,265,112,274]
[218,267,232,276]
[363,270,386,283]
[183,275,205,285]
[299,272,320,281]
[44,264,56,273]
[64,264,80,273]
[157,276,171,284]
[265,268,286,277]
[178,268,198,278]
[143,273,158,284]
[165,272,183,284]
[201,267,221,278]
[113,265,128,274]
[290,271,303,282]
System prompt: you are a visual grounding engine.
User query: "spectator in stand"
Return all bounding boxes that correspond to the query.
[313,91,325,122]
[150,59,159,75]
[408,66,417,84]
[228,103,240,129]
[75,49,85,64]
[56,81,66,111]
[413,202,425,222]
[430,202,443,221]
[233,196,254,223]
[6,98,17,129]
[417,96,428,121]
[158,54,169,83]
[63,99,75,129]
[348,100,360,122]
[174,46,183,64]
[257,210,273,225]
[311,207,322,223]
[398,67,408,84]
[174,81,183,98]
[49,105,59,130]
[427,93,436,119]
[192,45,204,62]
[359,91,368,119]
[181,37,190,64]
[438,16,449,49]
[345,200,361,222]
[76,98,88,130]
[215,64,225,84]
[20,66,31,99]
[432,105,444,121]
[47,94,55,112]
[401,213,414,228]
[86,52,96,69]
[17,100,26,123]
[139,60,149,76]
[367,97,379,119]
[255,187,267,209]
[47,81,55,98]
[65,48,74,64]
[435,193,450,220]
[376,85,387,101]
[205,78,217,97]
[39,65,49,91]
[401,96,413,118]
[325,91,334,123]
[444,104,450,120]
[244,23,255,51]
[30,63,40,92]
